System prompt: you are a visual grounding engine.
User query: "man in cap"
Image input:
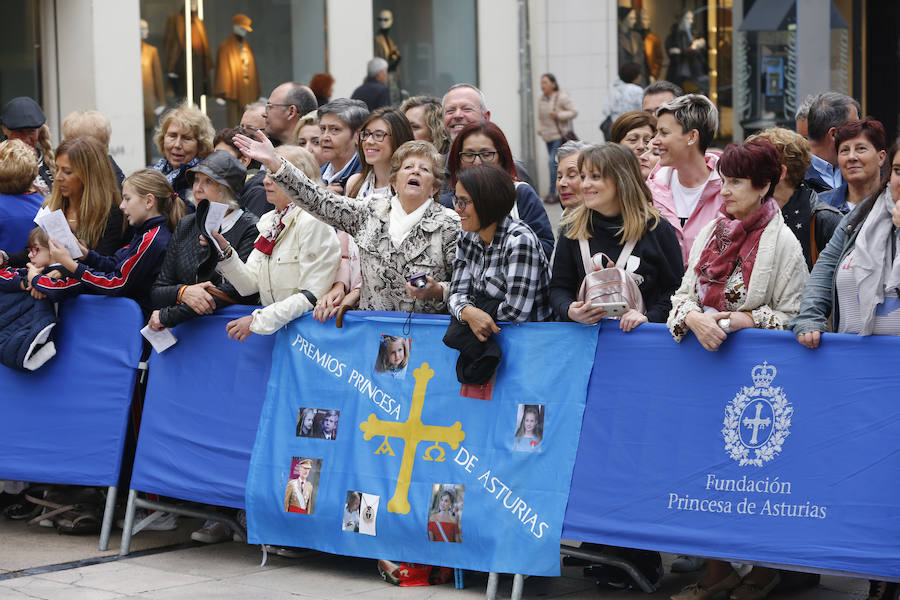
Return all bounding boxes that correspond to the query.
[1,97,53,195]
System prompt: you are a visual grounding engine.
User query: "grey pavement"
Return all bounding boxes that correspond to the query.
[0,512,870,600]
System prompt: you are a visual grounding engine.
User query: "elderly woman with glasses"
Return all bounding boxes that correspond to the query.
[439,121,554,259]
[234,131,459,314]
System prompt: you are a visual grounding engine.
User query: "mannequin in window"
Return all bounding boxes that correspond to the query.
[618,9,646,85]
[665,10,708,91]
[163,0,213,99]
[374,10,402,105]
[639,9,663,83]
[215,14,261,127]
[141,19,166,152]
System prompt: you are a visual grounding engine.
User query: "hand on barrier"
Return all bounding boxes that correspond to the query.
[460,305,500,342]
[619,309,648,332]
[797,330,821,349]
[313,282,346,322]
[684,310,729,352]
[567,300,606,325]
[181,282,218,315]
[226,315,254,341]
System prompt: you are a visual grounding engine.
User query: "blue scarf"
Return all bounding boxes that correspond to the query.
[151,156,201,187]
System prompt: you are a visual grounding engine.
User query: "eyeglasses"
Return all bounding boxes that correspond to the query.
[265,102,292,111]
[452,195,471,211]
[360,129,391,142]
[459,150,497,164]
[27,246,42,255]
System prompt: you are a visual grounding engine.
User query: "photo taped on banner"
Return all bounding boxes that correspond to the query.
[427,484,464,542]
[374,334,412,379]
[284,456,322,515]
[296,407,341,440]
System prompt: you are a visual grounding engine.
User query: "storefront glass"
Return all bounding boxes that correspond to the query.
[0,0,41,111]
[140,0,326,161]
[616,0,734,141]
[371,0,478,102]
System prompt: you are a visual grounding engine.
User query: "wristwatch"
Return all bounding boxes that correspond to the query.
[717,317,732,333]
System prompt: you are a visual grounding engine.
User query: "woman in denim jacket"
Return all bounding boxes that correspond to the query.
[792,137,900,349]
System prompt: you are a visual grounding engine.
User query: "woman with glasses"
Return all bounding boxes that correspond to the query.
[440,121,554,259]
[610,110,657,180]
[445,164,551,383]
[234,132,459,315]
[150,102,215,204]
[346,107,414,201]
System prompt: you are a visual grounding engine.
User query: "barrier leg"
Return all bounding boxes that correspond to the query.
[485,572,499,600]
[98,485,117,551]
[119,489,138,557]
[510,574,525,600]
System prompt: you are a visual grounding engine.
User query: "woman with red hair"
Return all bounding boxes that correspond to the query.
[668,140,808,600]
[819,117,887,214]
[439,121,554,258]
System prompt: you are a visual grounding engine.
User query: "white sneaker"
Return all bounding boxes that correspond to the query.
[116,509,179,531]
[191,519,231,544]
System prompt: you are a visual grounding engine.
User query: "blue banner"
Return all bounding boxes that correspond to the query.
[0,296,142,486]
[131,306,274,508]
[563,323,900,580]
[246,312,597,576]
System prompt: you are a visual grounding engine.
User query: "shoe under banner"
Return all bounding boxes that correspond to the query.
[246,312,598,576]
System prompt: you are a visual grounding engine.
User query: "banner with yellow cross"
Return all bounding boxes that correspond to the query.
[245,311,598,576]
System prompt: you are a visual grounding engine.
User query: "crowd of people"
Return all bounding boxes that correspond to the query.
[0,68,897,599]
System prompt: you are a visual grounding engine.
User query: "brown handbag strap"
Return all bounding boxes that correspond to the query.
[208,286,239,305]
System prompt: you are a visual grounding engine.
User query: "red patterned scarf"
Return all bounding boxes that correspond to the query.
[695,198,778,311]
[254,205,292,255]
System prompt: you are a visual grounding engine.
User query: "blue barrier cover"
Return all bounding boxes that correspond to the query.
[130,305,274,508]
[0,296,143,486]
[563,323,900,580]
[246,312,598,576]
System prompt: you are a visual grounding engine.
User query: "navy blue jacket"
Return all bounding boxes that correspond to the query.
[0,267,58,371]
[31,216,172,309]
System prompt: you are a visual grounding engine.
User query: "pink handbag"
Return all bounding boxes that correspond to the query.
[576,238,645,314]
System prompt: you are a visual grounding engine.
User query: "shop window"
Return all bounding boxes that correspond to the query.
[616,0,733,141]
[0,0,41,108]
[371,0,478,103]
[140,0,326,161]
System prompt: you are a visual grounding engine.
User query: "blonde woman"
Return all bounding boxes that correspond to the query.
[549,143,683,328]
[293,110,325,167]
[0,139,43,257]
[43,136,126,256]
[400,95,450,154]
[150,102,215,201]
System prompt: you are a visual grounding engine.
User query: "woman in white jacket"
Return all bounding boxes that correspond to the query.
[212,145,341,340]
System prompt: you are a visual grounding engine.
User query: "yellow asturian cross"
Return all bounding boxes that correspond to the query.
[359,363,465,514]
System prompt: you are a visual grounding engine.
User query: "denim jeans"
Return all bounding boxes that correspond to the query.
[546,138,563,198]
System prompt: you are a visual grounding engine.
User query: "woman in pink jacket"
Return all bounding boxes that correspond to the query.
[646,94,722,267]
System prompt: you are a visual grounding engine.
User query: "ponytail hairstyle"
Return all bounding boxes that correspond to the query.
[36,124,55,175]
[123,169,186,231]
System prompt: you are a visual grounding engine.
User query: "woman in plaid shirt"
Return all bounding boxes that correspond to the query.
[444,164,551,384]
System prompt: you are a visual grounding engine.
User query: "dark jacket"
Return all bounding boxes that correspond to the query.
[803,163,833,194]
[549,212,684,322]
[239,169,270,217]
[151,210,259,327]
[818,182,851,214]
[440,182,555,259]
[0,287,56,372]
[781,181,843,270]
[351,77,391,112]
[31,216,172,310]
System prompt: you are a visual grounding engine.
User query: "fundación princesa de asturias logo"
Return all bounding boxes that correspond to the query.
[722,362,793,467]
